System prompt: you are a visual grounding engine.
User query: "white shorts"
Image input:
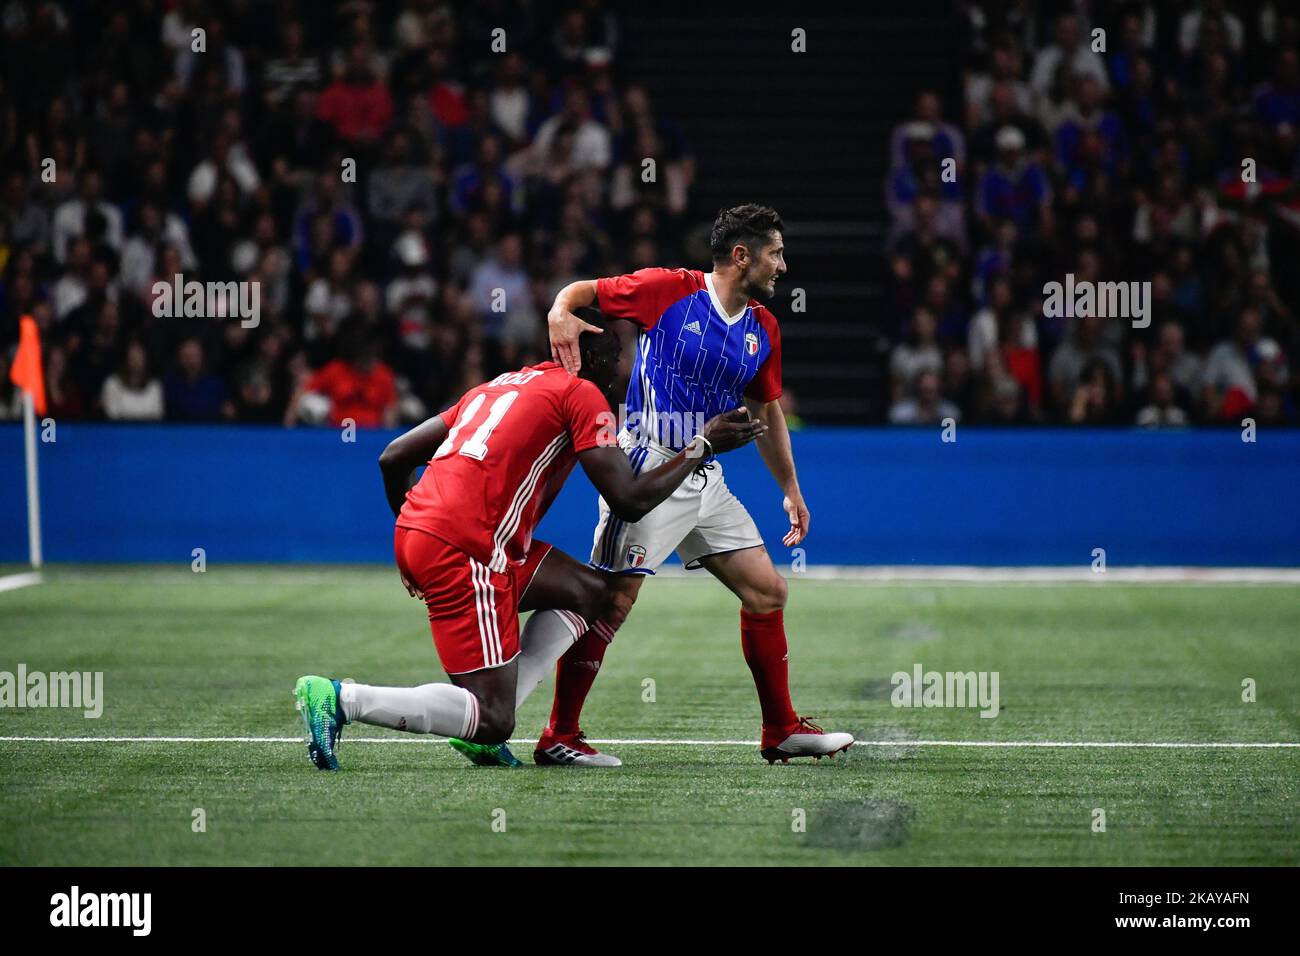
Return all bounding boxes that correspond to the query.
[590,434,765,574]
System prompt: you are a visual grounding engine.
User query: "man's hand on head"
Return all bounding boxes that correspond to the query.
[548,306,603,375]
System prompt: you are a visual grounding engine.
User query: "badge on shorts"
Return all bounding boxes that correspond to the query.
[626,545,647,568]
[744,332,759,356]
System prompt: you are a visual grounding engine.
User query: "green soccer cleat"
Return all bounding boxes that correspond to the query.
[448,737,523,767]
[294,675,346,771]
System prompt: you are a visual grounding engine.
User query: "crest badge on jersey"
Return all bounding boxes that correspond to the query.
[744,332,759,356]
[626,545,647,568]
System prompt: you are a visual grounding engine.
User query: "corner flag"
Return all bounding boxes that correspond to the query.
[9,314,46,415]
[9,314,44,568]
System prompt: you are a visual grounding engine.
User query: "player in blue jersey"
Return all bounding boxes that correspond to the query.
[535,204,855,766]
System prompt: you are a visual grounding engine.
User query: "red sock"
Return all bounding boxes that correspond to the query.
[548,623,612,735]
[740,608,799,733]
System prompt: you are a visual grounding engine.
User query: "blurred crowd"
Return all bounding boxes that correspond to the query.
[0,0,694,426]
[886,1,1299,427]
[4,1,1297,431]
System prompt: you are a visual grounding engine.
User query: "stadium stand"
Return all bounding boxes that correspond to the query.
[1,2,1296,427]
[886,1,1299,426]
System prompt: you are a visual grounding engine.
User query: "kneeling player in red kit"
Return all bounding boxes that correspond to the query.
[294,321,764,769]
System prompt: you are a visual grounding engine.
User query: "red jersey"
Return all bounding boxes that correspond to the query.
[397,362,614,572]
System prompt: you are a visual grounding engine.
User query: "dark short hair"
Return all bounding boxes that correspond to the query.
[710,204,784,263]
[577,308,621,375]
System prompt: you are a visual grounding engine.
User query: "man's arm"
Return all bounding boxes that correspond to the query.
[548,279,603,374]
[579,409,765,523]
[377,414,449,517]
[745,397,809,547]
[549,270,680,373]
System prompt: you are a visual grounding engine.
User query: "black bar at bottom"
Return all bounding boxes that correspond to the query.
[1,866,1289,940]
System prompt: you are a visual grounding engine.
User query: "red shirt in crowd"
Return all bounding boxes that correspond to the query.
[316,79,394,144]
[306,359,397,427]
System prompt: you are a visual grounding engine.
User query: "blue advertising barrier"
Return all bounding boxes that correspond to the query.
[1,424,1297,566]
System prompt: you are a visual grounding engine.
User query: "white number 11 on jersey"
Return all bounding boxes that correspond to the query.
[433,390,518,462]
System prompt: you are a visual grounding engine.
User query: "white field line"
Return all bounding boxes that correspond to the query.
[766,566,1300,585]
[0,571,42,593]
[19,566,1300,585]
[0,736,1296,749]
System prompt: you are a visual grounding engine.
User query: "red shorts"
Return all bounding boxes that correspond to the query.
[394,527,553,675]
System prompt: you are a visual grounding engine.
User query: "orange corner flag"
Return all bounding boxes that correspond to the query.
[9,314,46,416]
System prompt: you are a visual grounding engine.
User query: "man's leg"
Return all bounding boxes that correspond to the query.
[447,661,519,743]
[696,545,795,731]
[515,547,641,766]
[295,527,524,771]
[514,544,606,711]
[294,664,512,772]
[327,658,516,742]
[545,573,640,732]
[338,676,486,738]
[696,545,854,762]
[532,439,696,765]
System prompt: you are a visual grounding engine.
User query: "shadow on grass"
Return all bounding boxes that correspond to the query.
[806,798,916,851]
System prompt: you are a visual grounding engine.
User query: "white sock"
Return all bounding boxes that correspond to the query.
[515,609,588,710]
[339,682,478,738]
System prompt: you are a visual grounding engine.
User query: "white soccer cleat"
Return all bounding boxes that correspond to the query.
[760,717,854,764]
[533,727,623,767]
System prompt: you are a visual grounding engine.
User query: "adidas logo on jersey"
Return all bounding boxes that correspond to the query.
[683,319,702,334]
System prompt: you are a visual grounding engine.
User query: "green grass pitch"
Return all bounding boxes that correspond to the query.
[1,565,1297,866]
